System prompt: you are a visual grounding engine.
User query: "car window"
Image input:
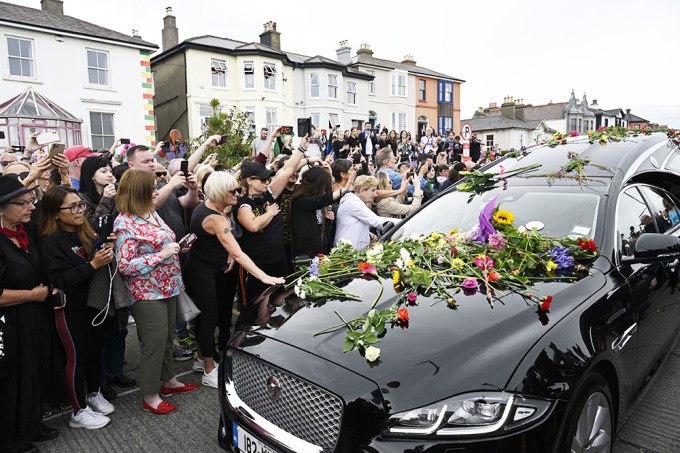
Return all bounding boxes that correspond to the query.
[390,188,600,241]
[617,187,658,257]
[638,186,680,232]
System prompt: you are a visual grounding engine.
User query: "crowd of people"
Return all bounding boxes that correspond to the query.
[0,123,486,453]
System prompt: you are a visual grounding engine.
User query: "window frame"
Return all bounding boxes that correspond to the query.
[265,107,278,132]
[243,61,255,89]
[85,48,110,87]
[263,62,277,91]
[328,73,339,99]
[89,111,115,149]
[485,134,495,152]
[211,58,228,88]
[391,72,407,97]
[6,35,36,79]
[346,81,357,105]
[418,79,426,102]
[309,72,320,98]
[366,70,375,95]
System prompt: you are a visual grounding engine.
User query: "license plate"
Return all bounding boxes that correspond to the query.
[233,422,279,453]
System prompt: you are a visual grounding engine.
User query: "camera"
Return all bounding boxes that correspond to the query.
[217,134,228,145]
[120,138,130,144]
[279,126,293,136]
[180,159,189,176]
[297,118,312,138]
[94,214,114,250]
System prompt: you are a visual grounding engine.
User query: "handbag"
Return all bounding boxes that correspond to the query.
[176,290,201,323]
[87,262,117,325]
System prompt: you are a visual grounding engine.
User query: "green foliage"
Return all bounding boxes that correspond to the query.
[188,99,254,168]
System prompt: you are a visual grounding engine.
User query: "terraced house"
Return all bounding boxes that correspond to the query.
[0,0,158,149]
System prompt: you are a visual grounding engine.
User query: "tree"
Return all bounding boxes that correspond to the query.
[189,99,253,167]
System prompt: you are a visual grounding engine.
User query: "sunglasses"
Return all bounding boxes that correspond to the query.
[156,171,168,177]
[1,161,13,167]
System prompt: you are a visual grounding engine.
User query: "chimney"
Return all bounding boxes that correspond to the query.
[40,0,63,15]
[591,99,600,109]
[259,21,281,51]
[401,53,416,65]
[626,108,631,115]
[356,42,374,57]
[489,102,497,108]
[501,96,516,119]
[162,7,179,51]
[132,29,142,40]
[515,98,525,121]
[336,40,351,65]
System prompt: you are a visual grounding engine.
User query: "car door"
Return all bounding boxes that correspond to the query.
[617,184,680,392]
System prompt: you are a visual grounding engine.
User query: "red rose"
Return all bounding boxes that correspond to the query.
[397,307,409,324]
[540,295,552,312]
[578,238,597,253]
[488,271,501,282]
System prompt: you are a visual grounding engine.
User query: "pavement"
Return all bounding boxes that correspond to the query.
[41,321,680,453]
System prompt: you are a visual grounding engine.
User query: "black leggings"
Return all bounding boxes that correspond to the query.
[55,309,111,412]
[184,258,238,358]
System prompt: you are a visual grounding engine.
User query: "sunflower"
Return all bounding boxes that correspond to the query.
[493,209,515,225]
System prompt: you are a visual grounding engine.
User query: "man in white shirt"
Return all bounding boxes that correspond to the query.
[251,128,269,157]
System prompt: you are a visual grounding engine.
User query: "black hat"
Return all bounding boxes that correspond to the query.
[0,175,36,205]
[241,161,275,180]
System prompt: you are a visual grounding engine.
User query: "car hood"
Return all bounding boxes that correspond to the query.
[235,270,606,412]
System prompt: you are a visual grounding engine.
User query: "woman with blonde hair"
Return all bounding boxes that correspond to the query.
[113,169,197,415]
[375,171,424,219]
[334,175,393,249]
[184,171,284,388]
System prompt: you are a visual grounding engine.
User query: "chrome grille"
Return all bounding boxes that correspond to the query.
[230,351,343,453]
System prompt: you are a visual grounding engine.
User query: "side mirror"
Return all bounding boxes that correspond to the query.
[621,233,680,264]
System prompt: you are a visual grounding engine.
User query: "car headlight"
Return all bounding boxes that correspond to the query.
[383,392,552,437]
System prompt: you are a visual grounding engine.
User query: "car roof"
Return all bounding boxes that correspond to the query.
[486,133,673,187]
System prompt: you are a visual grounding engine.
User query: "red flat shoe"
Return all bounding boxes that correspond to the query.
[142,400,176,415]
[160,382,199,396]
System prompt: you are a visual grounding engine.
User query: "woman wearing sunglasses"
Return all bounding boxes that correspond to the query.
[184,172,284,388]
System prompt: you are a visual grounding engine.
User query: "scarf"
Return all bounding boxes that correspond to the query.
[0,224,30,251]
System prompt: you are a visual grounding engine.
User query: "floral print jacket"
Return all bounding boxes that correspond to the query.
[114,212,183,302]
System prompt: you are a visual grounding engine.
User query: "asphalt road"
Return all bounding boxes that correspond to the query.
[41,322,680,453]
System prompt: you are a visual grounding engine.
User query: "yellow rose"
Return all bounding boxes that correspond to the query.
[451,258,464,269]
[430,232,441,240]
[448,228,459,236]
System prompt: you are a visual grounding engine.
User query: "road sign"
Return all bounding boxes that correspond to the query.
[461,123,473,141]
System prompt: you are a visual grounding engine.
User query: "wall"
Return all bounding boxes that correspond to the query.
[415,76,437,132]
[152,51,187,142]
[184,49,295,138]
[0,24,154,147]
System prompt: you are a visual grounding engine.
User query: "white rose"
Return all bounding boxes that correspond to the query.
[364,346,381,362]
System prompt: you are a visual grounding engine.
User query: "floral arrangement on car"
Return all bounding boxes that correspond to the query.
[287,197,598,363]
[668,130,680,152]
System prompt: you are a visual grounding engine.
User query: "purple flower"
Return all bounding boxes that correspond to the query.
[437,255,444,265]
[462,278,478,296]
[471,196,498,244]
[549,246,574,269]
[488,233,507,250]
[309,256,320,277]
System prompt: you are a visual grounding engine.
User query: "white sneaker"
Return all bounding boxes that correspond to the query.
[202,366,219,388]
[87,390,115,415]
[192,358,205,373]
[69,406,111,430]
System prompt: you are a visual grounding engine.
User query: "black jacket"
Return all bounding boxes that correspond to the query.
[290,191,335,259]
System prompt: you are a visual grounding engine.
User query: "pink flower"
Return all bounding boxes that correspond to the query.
[569,130,579,137]
[597,125,607,132]
[474,255,494,271]
[488,233,507,250]
[498,165,505,175]
[407,292,417,305]
[462,278,478,296]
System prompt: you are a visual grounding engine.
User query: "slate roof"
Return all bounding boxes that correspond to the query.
[626,112,649,122]
[462,116,545,131]
[0,1,157,48]
[522,103,568,121]
[351,53,464,82]
[158,35,374,80]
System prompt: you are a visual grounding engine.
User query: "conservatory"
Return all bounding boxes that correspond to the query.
[0,88,82,148]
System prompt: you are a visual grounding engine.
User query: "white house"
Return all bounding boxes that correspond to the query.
[0,0,158,149]
[152,15,372,141]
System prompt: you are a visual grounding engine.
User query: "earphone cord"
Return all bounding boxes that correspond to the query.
[91,261,117,327]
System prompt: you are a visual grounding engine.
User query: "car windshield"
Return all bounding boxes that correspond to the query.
[390,187,601,240]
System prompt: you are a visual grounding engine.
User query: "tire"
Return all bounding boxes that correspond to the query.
[559,373,614,453]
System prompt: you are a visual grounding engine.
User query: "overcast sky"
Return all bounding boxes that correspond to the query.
[6,0,679,127]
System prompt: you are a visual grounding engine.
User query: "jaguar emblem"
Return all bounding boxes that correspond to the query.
[266,376,281,399]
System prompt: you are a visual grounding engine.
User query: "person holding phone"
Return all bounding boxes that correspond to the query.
[184,172,284,388]
[39,187,116,430]
[113,169,197,415]
[0,176,60,453]
[63,146,102,190]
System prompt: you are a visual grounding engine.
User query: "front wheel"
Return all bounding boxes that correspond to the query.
[561,373,614,453]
